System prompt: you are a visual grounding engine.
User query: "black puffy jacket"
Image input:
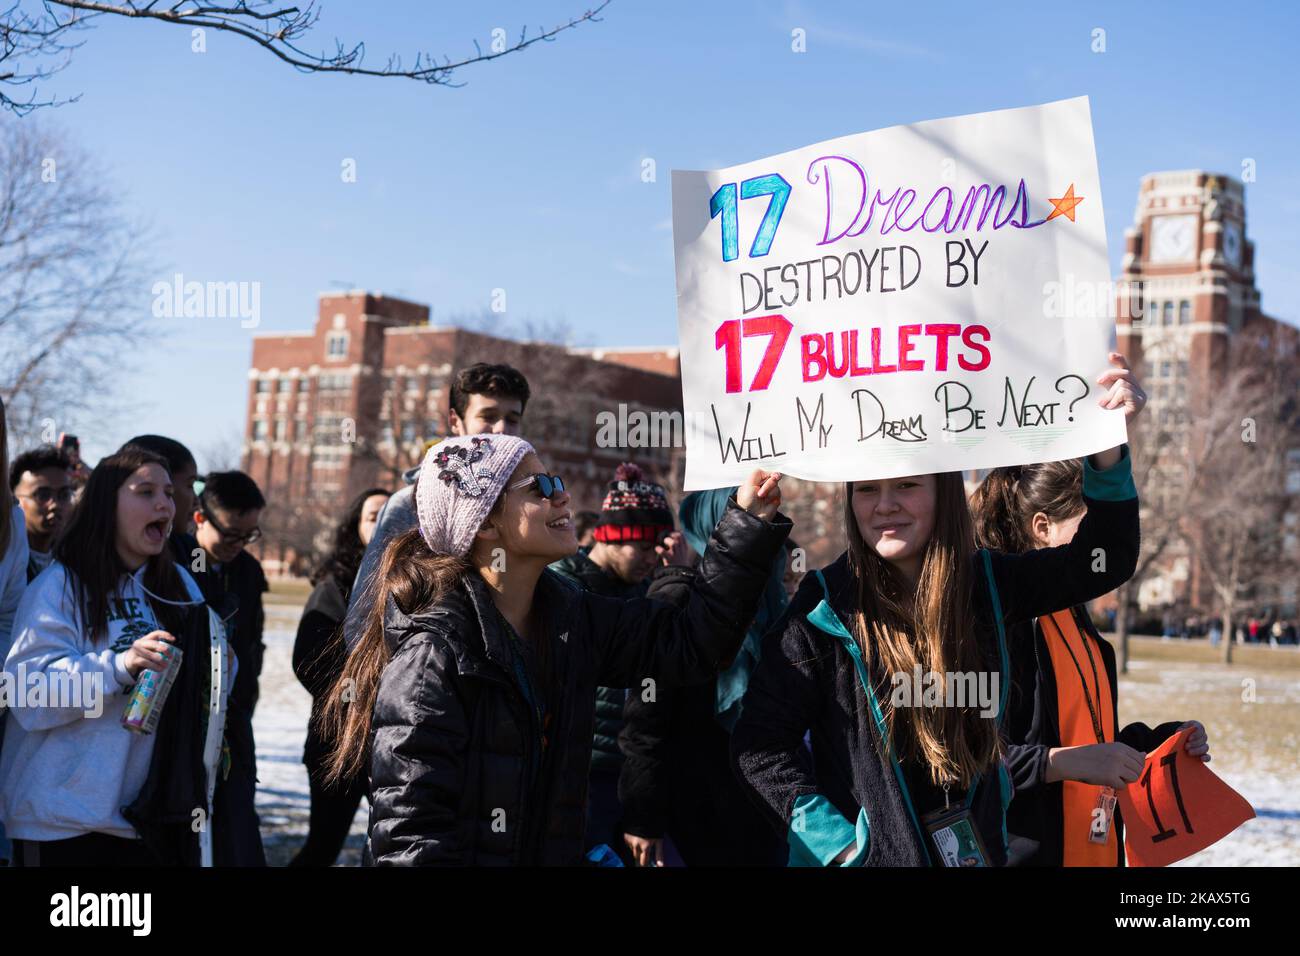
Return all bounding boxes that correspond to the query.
[367,501,791,866]
[547,549,645,775]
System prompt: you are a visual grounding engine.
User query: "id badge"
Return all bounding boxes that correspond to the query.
[921,806,991,868]
[1089,786,1117,844]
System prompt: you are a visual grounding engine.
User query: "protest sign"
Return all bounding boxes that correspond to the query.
[1118,727,1255,867]
[671,96,1127,489]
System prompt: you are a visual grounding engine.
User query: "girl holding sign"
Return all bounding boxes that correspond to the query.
[971,462,1210,867]
[323,435,790,865]
[732,353,1149,867]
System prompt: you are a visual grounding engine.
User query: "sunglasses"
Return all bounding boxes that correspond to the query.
[507,473,566,499]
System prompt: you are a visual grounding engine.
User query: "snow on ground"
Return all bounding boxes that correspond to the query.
[254,603,366,866]
[1117,652,1300,867]
[252,597,1300,867]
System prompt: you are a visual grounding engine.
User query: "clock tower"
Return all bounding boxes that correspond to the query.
[1117,170,1260,426]
[1113,171,1265,611]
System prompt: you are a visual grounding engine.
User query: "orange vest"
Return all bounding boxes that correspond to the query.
[1040,609,1119,867]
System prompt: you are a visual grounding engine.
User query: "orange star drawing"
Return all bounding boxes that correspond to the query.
[1046,184,1084,222]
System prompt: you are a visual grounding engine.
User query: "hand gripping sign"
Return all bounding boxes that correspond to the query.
[1117,727,1255,867]
[671,96,1127,489]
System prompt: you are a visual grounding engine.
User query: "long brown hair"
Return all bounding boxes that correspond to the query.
[54,447,188,641]
[970,460,1084,555]
[322,527,471,785]
[843,472,999,788]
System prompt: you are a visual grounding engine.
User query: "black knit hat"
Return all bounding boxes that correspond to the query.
[592,463,674,544]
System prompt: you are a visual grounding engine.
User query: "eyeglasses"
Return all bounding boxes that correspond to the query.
[507,473,566,499]
[200,503,262,545]
[17,487,74,506]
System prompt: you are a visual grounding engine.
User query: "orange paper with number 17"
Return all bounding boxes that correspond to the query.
[1118,726,1254,867]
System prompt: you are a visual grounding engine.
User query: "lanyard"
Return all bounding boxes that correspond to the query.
[1043,609,1106,745]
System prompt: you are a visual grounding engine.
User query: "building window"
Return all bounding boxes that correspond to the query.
[1178,300,1191,325]
[275,419,286,441]
[1162,302,1174,326]
[279,379,293,393]
[401,422,418,443]
[253,420,268,440]
[1178,360,1189,377]
[256,379,272,393]
[326,331,349,360]
[295,420,307,441]
[1144,300,1157,325]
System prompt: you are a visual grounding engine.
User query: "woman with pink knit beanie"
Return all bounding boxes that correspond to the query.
[321,433,790,866]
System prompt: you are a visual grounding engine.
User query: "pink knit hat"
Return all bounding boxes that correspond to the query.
[415,434,536,557]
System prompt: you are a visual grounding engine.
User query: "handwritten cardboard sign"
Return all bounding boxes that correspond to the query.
[1118,727,1255,867]
[671,96,1127,489]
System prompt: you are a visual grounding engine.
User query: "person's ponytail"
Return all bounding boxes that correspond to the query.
[970,467,1027,553]
[971,460,1084,555]
[320,527,471,786]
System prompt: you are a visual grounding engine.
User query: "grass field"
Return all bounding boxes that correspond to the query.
[1106,635,1300,866]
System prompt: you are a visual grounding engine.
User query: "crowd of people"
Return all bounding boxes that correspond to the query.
[0,353,1224,867]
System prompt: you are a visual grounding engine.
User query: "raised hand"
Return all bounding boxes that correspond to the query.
[1096,351,1147,424]
[735,470,784,521]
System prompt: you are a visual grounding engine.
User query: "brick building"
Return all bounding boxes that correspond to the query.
[1114,171,1300,618]
[242,292,682,574]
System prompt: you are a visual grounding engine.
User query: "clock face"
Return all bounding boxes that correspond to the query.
[1149,214,1198,264]
[1223,222,1243,268]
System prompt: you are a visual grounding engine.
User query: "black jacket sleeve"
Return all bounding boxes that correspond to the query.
[591,500,790,689]
[292,579,347,700]
[368,633,472,866]
[617,565,696,839]
[730,616,826,832]
[1001,619,1052,792]
[986,447,1140,627]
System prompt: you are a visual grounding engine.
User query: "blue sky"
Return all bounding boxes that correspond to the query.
[28,0,1300,467]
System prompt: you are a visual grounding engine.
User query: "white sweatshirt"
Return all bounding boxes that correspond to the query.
[0,503,30,661]
[0,560,203,841]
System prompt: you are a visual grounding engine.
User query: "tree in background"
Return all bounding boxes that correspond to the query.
[0,118,153,446]
[0,0,611,114]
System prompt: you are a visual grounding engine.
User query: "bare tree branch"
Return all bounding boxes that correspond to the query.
[1,0,611,113]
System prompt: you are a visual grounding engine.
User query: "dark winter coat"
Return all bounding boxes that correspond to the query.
[548,549,645,776]
[367,500,791,866]
[732,450,1141,866]
[619,565,786,866]
[175,533,268,866]
[1003,605,1183,866]
[292,575,351,772]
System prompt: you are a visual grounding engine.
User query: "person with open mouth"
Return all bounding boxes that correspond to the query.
[0,446,209,867]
